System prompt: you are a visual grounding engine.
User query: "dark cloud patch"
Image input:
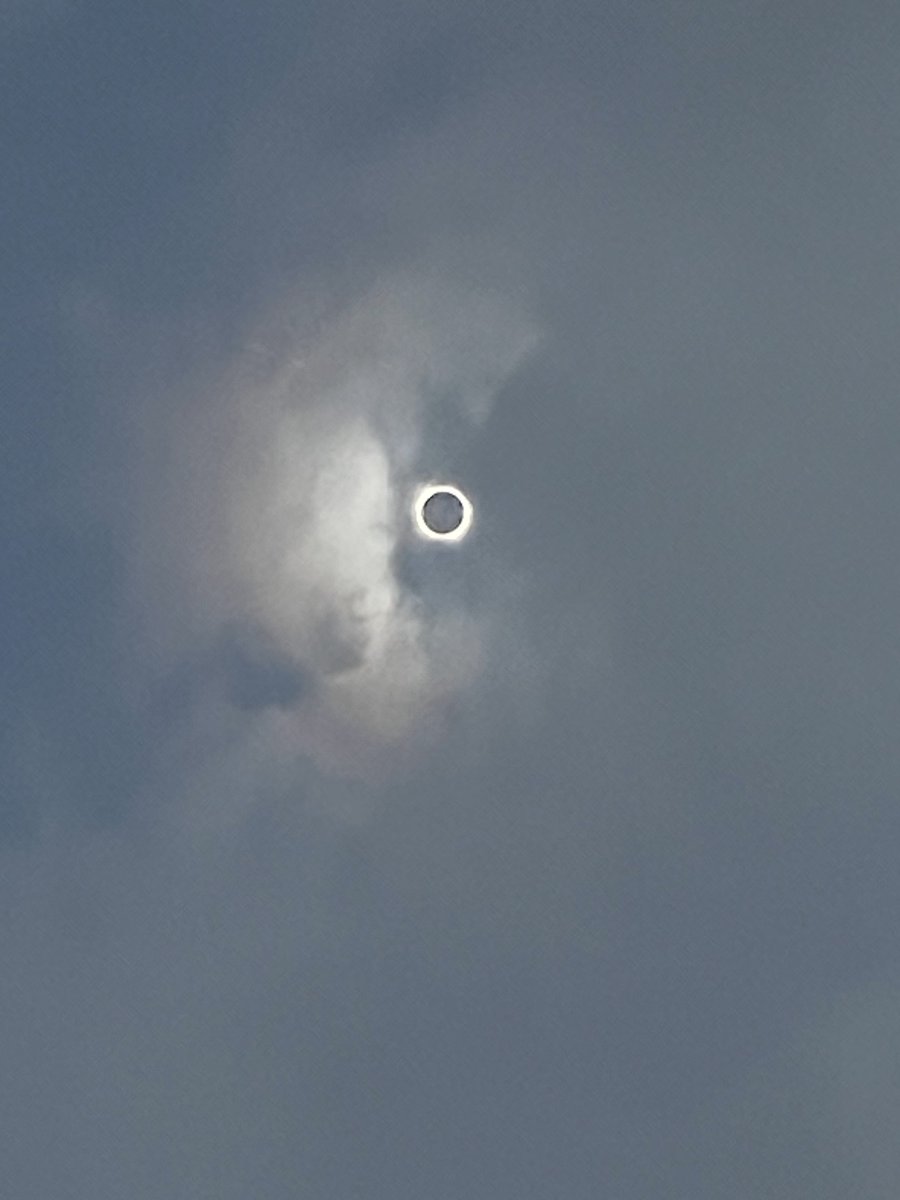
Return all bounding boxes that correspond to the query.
[216,620,312,713]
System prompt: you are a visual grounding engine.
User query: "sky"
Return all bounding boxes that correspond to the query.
[4,0,900,1195]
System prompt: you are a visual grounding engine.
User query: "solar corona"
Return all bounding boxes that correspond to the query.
[413,484,473,542]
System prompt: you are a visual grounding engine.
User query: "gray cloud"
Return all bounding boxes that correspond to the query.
[4,1,900,1196]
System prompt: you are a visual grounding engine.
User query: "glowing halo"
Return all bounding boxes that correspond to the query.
[412,483,474,542]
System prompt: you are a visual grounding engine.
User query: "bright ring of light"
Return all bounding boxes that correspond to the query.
[412,483,474,542]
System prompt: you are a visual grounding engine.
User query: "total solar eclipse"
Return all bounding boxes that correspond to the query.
[413,484,474,541]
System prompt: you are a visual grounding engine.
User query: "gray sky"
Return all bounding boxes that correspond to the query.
[4,1,900,1195]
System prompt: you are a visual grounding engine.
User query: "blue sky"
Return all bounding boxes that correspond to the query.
[4,2,900,1196]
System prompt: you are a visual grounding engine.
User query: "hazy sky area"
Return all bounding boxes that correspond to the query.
[4,1,900,1195]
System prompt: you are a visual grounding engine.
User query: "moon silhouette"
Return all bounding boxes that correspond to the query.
[413,484,474,541]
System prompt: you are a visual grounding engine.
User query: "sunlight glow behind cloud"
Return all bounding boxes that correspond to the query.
[129,272,538,782]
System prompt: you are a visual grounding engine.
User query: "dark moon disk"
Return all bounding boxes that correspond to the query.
[421,490,465,535]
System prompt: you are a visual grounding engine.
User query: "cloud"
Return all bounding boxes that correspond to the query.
[127,271,539,787]
[216,619,312,713]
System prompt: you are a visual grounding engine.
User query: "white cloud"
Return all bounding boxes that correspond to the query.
[128,271,538,789]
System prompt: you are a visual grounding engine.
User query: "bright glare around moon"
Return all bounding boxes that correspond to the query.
[413,484,474,542]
